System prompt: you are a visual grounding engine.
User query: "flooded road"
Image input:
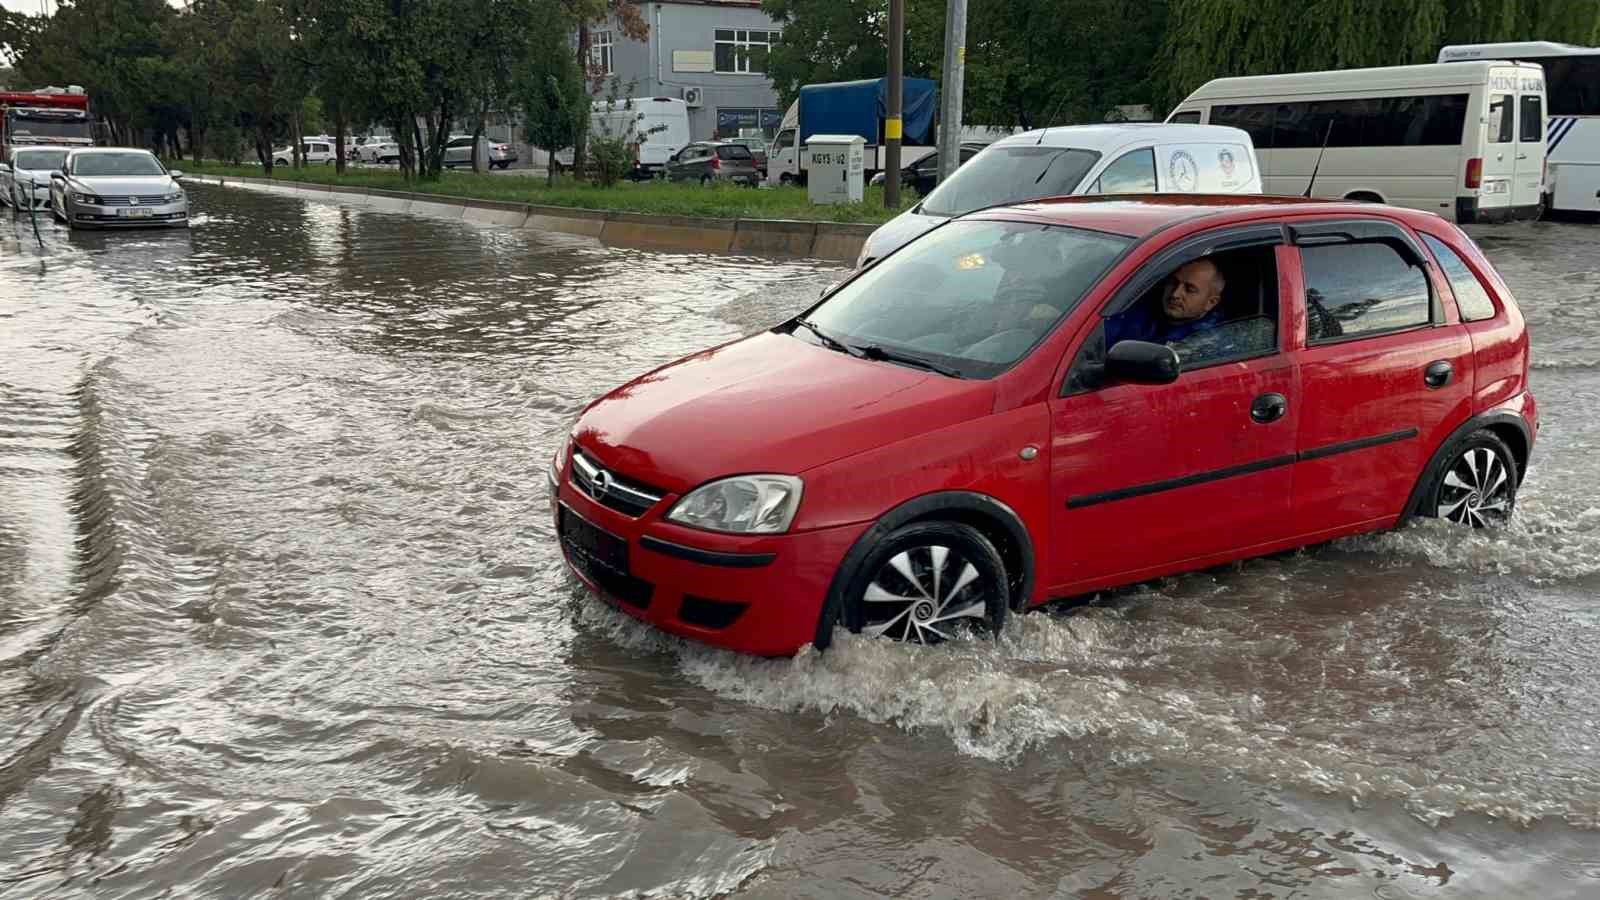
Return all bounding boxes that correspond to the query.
[2,187,1598,897]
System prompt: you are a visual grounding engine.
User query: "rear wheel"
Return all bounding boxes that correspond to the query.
[839,521,1009,645]
[1423,429,1518,528]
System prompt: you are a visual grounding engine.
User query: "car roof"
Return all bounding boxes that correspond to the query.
[989,123,1253,151]
[964,194,1440,238]
[66,147,156,157]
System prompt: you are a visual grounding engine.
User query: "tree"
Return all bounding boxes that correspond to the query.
[566,0,648,176]
[519,1,588,185]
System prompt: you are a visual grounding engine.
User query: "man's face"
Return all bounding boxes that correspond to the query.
[1164,260,1223,322]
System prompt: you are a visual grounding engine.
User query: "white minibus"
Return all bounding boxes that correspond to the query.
[1440,41,1600,215]
[1168,61,1546,222]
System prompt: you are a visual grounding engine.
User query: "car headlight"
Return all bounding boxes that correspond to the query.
[167,192,184,203]
[70,191,90,203]
[666,475,802,534]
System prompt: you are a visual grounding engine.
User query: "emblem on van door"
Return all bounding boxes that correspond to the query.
[1169,150,1198,191]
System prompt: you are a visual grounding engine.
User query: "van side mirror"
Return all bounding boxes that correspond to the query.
[1105,340,1180,384]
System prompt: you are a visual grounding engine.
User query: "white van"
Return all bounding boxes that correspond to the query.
[555,96,691,180]
[1438,41,1600,216]
[857,123,1261,267]
[1169,61,1547,222]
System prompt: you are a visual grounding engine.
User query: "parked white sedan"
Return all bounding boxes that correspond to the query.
[1,145,71,210]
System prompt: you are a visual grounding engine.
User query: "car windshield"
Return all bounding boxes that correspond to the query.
[919,146,1101,217]
[800,220,1131,378]
[717,145,753,159]
[13,149,67,170]
[70,152,165,177]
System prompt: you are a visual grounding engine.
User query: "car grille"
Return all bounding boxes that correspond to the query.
[570,449,665,518]
[98,195,171,206]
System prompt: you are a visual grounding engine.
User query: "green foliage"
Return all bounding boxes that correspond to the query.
[517,5,588,186]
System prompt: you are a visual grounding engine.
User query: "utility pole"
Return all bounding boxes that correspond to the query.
[884,0,904,208]
[936,0,968,183]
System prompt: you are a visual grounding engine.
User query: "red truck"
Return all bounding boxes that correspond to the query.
[0,88,95,163]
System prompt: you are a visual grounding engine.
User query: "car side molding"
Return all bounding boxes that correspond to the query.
[813,491,1038,647]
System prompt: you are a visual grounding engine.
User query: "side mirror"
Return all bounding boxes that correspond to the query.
[1105,340,1180,384]
[0,163,10,174]
[169,169,185,179]
[51,170,66,180]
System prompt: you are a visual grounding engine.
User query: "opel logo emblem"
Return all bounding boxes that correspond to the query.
[591,469,610,499]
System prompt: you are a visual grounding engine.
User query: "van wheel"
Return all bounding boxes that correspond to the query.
[1422,429,1518,528]
[779,173,795,186]
[838,521,1008,645]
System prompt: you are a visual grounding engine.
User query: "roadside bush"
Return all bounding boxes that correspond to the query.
[588,135,633,187]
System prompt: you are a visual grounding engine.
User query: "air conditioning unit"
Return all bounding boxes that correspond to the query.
[682,87,704,108]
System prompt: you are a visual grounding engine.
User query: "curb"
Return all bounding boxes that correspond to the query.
[189,174,871,261]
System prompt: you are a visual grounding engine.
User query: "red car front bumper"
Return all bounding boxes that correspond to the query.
[551,471,870,656]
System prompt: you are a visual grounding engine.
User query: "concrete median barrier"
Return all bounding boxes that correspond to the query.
[600,212,736,253]
[732,219,818,256]
[198,175,873,259]
[811,223,876,262]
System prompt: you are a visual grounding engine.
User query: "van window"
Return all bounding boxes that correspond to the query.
[1301,243,1431,343]
[774,130,795,151]
[1519,95,1543,142]
[1091,148,1156,193]
[1169,110,1202,124]
[1487,95,1513,143]
[1213,95,1467,148]
[1422,234,1497,321]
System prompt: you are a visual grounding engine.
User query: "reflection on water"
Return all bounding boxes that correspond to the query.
[1,191,1597,897]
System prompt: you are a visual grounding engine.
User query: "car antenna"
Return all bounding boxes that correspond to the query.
[1303,120,1334,199]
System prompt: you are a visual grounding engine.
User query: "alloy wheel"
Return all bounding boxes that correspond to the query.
[860,544,994,643]
[1437,446,1512,527]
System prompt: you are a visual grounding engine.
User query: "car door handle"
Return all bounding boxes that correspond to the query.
[1424,360,1454,389]
[1250,392,1288,424]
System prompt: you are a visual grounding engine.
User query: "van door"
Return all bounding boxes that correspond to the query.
[1477,74,1518,216]
[1512,71,1547,214]
[769,128,798,184]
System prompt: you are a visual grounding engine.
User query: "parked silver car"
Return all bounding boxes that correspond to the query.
[49,148,189,229]
[0,145,70,210]
[442,135,518,169]
[359,141,401,164]
[666,141,760,186]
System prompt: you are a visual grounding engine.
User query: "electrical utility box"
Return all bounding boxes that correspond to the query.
[806,134,865,204]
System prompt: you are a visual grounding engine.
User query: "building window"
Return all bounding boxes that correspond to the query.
[590,30,613,75]
[715,29,779,74]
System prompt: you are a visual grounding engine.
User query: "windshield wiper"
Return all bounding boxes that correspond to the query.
[792,318,855,355]
[856,344,963,378]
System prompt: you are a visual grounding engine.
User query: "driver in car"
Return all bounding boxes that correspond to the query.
[1106,257,1227,348]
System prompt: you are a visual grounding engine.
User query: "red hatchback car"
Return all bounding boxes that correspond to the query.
[552,196,1536,656]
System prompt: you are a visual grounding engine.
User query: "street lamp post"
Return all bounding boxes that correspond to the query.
[937,0,968,183]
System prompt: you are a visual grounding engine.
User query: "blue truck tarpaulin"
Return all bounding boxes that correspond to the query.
[798,78,937,146]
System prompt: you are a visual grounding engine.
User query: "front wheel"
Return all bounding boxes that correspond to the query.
[1424,429,1519,528]
[838,521,1009,645]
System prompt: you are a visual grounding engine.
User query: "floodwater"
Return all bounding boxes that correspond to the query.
[1,187,1598,898]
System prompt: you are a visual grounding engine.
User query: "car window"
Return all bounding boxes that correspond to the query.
[1519,95,1543,143]
[920,146,1101,217]
[1090,148,1157,194]
[13,149,67,170]
[1422,233,1497,322]
[70,152,165,176]
[449,138,471,147]
[717,145,753,160]
[1300,242,1431,343]
[1487,94,1514,143]
[1100,244,1280,373]
[802,220,1131,378]
[1168,110,1202,124]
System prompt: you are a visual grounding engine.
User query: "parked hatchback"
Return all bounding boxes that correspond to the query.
[858,123,1263,268]
[442,135,518,169]
[553,196,1535,656]
[666,141,761,186]
[272,140,338,167]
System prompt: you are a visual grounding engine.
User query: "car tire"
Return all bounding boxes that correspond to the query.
[779,173,794,186]
[1420,428,1519,528]
[832,521,1009,646]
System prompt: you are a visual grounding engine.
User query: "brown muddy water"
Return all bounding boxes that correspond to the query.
[1,187,1598,898]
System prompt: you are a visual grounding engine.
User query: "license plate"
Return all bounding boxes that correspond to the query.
[559,506,629,578]
[120,207,154,218]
